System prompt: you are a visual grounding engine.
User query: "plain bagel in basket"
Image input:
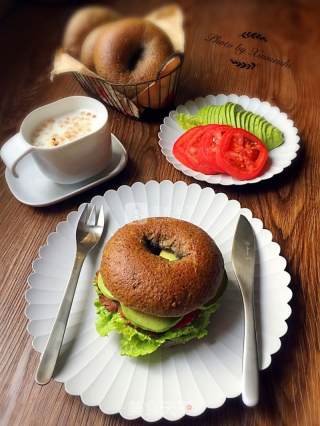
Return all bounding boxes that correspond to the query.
[63,5,121,58]
[93,18,174,84]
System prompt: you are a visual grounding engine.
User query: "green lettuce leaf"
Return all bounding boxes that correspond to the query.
[94,296,219,357]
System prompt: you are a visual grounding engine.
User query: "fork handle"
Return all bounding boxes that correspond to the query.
[35,252,85,385]
[242,293,259,406]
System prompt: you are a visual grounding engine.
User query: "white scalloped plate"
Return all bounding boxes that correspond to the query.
[158,94,300,185]
[26,181,292,421]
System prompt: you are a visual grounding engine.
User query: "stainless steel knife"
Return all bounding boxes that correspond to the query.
[232,214,259,407]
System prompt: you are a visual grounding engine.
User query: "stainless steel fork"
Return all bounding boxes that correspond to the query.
[35,204,104,385]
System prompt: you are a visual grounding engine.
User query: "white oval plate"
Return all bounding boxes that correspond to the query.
[26,181,292,421]
[158,94,300,185]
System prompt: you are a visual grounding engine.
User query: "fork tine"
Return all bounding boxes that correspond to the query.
[87,205,96,226]
[97,205,104,227]
[78,204,89,224]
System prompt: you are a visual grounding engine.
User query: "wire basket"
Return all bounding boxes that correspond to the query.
[73,53,183,119]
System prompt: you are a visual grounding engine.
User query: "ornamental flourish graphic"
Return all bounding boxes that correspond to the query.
[230,59,256,70]
[240,31,267,42]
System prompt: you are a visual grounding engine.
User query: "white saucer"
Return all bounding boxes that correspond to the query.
[5,134,127,207]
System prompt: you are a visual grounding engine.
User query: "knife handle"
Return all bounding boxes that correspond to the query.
[242,293,259,407]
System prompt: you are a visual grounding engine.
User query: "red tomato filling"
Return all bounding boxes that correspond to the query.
[174,310,200,329]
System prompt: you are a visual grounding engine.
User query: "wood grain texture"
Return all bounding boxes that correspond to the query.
[0,0,319,425]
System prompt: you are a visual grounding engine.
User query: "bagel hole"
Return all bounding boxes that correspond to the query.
[143,237,180,259]
[143,237,161,256]
[127,46,144,71]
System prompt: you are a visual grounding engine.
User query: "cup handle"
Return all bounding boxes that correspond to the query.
[0,133,33,178]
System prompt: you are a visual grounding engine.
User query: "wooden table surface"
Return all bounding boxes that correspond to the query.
[1,0,319,425]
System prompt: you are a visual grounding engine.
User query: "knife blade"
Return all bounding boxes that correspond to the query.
[232,214,259,407]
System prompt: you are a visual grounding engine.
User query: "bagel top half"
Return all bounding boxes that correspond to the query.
[100,217,225,317]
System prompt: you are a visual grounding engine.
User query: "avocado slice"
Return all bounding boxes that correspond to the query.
[256,115,268,138]
[266,126,283,150]
[260,120,271,146]
[240,111,250,131]
[249,113,259,135]
[97,273,117,300]
[243,111,252,132]
[261,117,269,131]
[160,249,178,261]
[221,105,228,124]
[198,106,208,123]
[199,106,218,124]
[216,105,223,124]
[235,110,243,129]
[213,106,221,123]
[211,106,216,122]
[210,105,218,124]
[265,124,274,148]
[217,105,224,124]
[121,304,182,332]
[229,103,240,127]
[235,103,244,114]
[252,116,262,137]
[209,105,218,124]
[221,104,228,125]
[228,103,235,126]
[246,111,256,135]
[238,110,245,129]
[257,118,267,140]
[251,114,261,138]
[269,127,284,150]
[208,105,215,123]
[225,103,231,125]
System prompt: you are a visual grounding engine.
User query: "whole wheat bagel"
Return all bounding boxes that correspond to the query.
[93,18,174,84]
[100,217,225,317]
[80,23,112,69]
[63,5,120,58]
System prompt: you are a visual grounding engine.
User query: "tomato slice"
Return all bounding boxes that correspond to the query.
[173,126,217,174]
[173,125,232,175]
[216,129,268,180]
[174,310,200,329]
[199,125,232,173]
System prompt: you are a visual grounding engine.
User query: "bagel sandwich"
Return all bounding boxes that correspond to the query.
[93,217,227,357]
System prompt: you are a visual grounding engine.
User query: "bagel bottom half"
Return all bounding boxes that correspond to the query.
[93,217,227,357]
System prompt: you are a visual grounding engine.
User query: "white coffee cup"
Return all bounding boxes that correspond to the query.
[0,96,111,184]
